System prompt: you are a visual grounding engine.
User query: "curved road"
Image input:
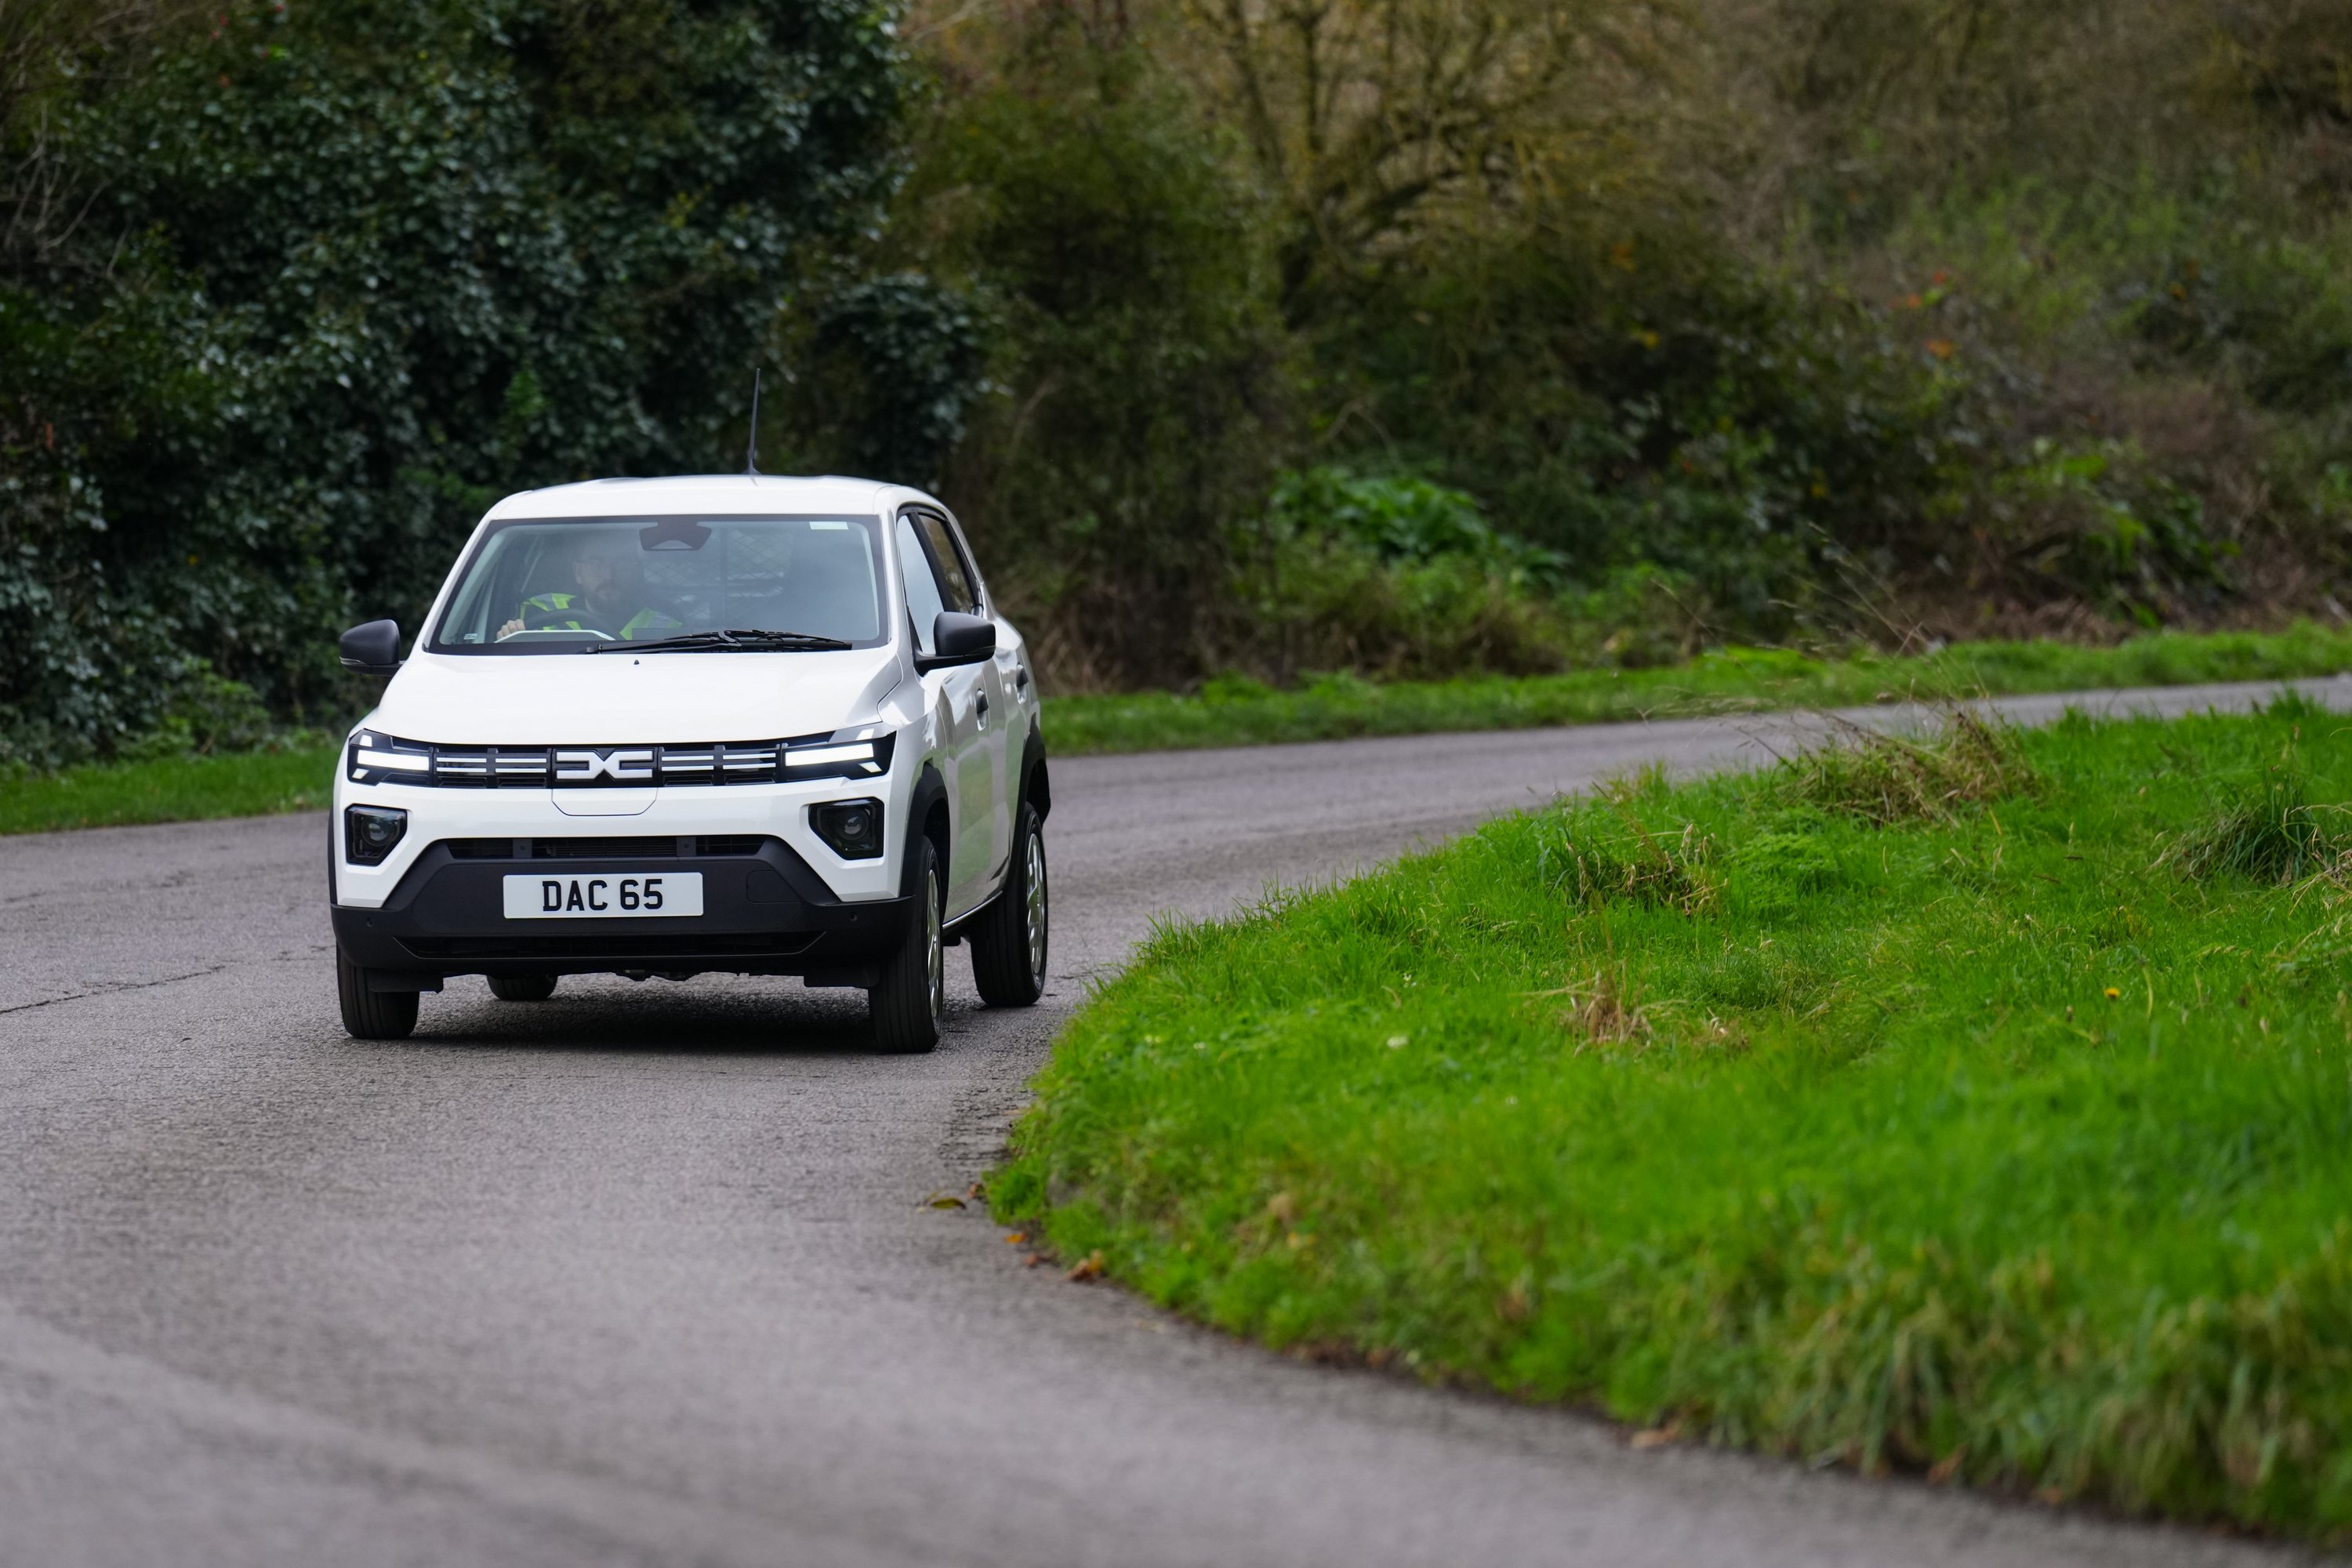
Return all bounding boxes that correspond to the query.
[2,681,2339,1568]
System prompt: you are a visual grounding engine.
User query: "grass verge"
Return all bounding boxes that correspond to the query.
[0,744,339,835]
[1044,621,2352,753]
[7,622,2352,835]
[994,696,2352,1537]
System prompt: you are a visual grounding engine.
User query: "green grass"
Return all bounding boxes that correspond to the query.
[0,744,339,834]
[1044,622,2352,753]
[7,622,2352,835]
[994,697,2352,1537]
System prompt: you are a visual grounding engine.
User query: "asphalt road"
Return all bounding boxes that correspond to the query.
[3,679,2344,1568]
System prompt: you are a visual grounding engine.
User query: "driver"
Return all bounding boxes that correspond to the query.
[499,539,681,642]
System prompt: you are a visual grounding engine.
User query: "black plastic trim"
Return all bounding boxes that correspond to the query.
[1018,732,1050,822]
[345,804,408,866]
[331,837,910,982]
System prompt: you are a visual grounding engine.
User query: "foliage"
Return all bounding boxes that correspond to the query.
[16,0,2352,753]
[995,701,2352,1536]
[1223,468,1582,679]
[1262,467,1565,582]
[0,0,906,765]
[1324,212,1962,637]
[796,272,985,489]
[905,0,2352,684]
[892,15,1288,682]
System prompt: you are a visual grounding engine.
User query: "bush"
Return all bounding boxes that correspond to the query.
[898,18,1289,685]
[1261,467,1566,583]
[1224,469,1591,680]
[0,0,908,765]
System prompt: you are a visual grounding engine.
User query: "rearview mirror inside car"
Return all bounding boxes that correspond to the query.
[339,619,403,676]
[917,611,996,672]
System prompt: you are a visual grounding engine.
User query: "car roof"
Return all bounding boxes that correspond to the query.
[483,474,927,521]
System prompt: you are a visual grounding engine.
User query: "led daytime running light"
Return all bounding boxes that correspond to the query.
[787,742,876,770]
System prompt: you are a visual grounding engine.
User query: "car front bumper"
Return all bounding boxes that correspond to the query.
[330,836,910,989]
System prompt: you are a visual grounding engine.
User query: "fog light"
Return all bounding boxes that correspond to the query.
[811,799,883,860]
[345,804,408,866]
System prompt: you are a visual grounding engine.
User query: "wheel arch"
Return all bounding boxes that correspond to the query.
[906,761,951,898]
[1018,733,1051,822]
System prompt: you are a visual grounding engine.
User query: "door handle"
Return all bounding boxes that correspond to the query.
[975,692,990,723]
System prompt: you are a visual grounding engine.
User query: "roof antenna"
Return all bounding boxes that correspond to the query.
[743,368,763,475]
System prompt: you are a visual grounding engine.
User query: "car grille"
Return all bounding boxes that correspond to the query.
[426,739,794,789]
[694,835,768,856]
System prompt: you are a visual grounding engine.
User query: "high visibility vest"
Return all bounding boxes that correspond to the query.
[519,592,681,641]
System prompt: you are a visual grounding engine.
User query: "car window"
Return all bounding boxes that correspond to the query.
[909,510,978,612]
[896,514,949,655]
[429,514,886,653]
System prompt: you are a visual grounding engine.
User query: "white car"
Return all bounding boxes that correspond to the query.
[328,474,1050,1052]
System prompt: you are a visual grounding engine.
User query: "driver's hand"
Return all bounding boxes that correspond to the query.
[497,618,524,640]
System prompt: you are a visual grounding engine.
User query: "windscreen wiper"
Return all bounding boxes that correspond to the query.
[587,628,853,654]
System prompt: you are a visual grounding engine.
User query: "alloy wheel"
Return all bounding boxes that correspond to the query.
[1023,827,1048,983]
[925,867,945,1027]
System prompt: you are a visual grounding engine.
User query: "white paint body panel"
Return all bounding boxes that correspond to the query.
[367,645,901,747]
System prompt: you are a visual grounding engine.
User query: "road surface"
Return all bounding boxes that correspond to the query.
[2,681,2338,1567]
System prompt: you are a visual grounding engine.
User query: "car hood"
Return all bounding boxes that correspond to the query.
[367,647,905,744]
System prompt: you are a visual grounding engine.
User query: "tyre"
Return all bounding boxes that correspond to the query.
[970,802,1047,1007]
[869,835,944,1054]
[336,945,419,1040]
[488,972,559,1002]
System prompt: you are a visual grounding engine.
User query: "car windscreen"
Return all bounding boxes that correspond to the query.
[429,514,889,654]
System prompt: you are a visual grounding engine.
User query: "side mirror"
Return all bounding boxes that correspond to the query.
[339,619,403,676]
[916,611,996,672]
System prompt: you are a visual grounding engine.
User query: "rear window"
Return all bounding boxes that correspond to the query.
[430,514,888,653]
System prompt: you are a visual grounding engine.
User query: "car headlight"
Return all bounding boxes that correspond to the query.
[347,730,434,785]
[782,732,895,782]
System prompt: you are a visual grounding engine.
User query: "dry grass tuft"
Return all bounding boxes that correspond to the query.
[1559,814,1719,915]
[1783,709,2038,826]
[1556,964,1653,1050]
[1538,775,1722,916]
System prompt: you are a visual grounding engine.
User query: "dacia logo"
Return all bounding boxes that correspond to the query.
[554,747,655,783]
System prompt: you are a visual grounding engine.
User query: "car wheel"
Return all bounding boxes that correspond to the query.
[336,945,419,1040]
[970,802,1047,1007]
[869,835,944,1054]
[488,973,559,1002]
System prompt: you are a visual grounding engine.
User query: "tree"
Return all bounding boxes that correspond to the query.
[1181,0,1661,313]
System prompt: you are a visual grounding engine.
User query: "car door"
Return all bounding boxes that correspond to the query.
[896,509,998,915]
[909,508,1014,880]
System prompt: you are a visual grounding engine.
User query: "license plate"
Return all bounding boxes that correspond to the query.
[503,873,702,920]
